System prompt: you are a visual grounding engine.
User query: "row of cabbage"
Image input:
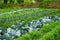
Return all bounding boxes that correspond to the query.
[0,8,39,14]
[0,16,60,40]
[15,21,60,40]
[0,8,40,27]
[0,8,20,13]
[0,9,60,28]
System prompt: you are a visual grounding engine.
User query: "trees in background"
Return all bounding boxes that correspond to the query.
[35,0,43,2]
[0,0,60,8]
[17,0,24,3]
[2,0,60,5]
[10,0,14,4]
[4,0,8,4]
[3,0,24,5]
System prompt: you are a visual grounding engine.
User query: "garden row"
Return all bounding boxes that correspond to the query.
[0,8,40,27]
[0,16,60,40]
[0,8,60,28]
[15,20,60,40]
